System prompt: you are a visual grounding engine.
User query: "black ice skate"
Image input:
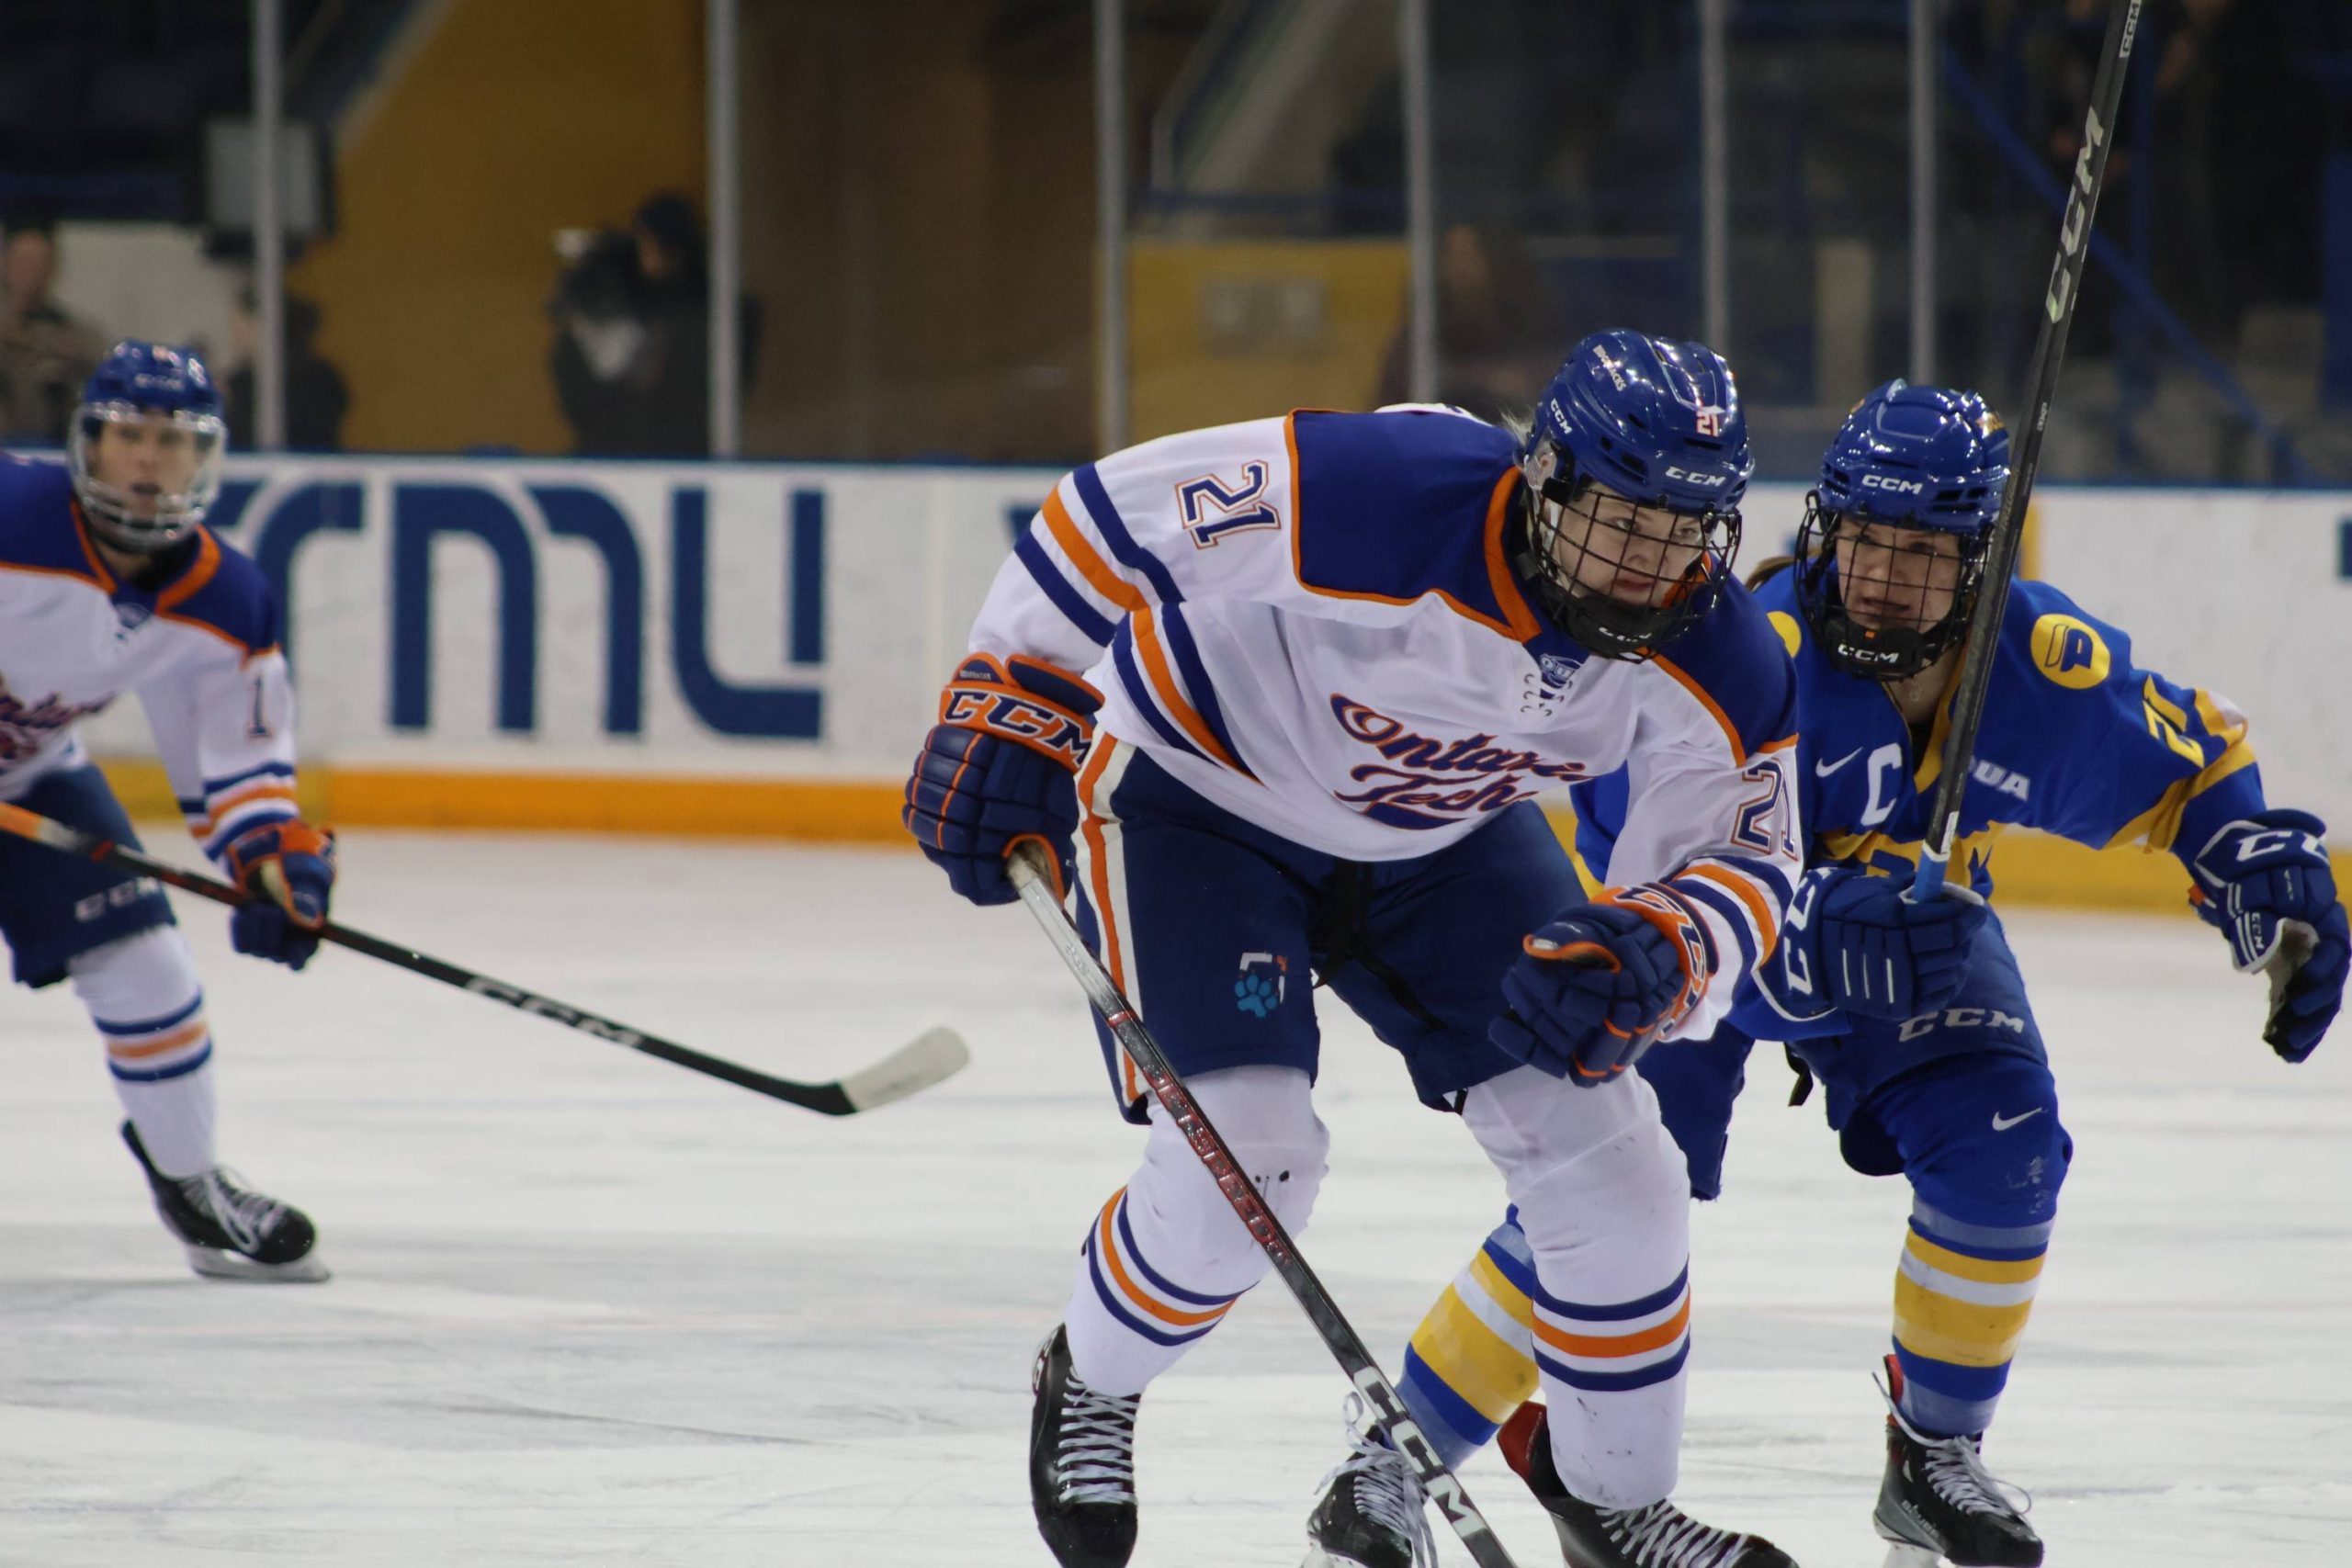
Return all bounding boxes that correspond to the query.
[1301,1394,1436,1568]
[1029,1324,1139,1568]
[1501,1402,1799,1568]
[121,1122,328,1283]
[1873,1356,2041,1567]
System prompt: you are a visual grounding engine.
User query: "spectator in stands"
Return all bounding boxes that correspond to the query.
[223,285,349,453]
[0,214,108,447]
[548,191,722,457]
[1375,224,1566,422]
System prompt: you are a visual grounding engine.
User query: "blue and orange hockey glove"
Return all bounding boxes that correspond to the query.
[1771,863,1988,1022]
[903,654,1099,906]
[221,819,337,971]
[1490,889,1711,1086]
[2189,809,2347,1062]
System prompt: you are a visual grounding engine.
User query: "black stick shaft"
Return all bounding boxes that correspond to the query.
[1009,849,1521,1568]
[0,799,877,1114]
[1917,0,2143,896]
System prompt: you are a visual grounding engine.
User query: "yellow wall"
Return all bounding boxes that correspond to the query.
[1128,240,1410,442]
[292,0,706,453]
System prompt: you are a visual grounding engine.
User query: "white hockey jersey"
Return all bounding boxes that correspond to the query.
[0,456,301,862]
[966,408,1804,1032]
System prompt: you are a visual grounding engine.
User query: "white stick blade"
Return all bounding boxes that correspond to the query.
[837,1026,971,1111]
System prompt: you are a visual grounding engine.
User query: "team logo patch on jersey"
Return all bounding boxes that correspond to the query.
[114,600,153,633]
[1536,654,1577,690]
[2029,614,2110,690]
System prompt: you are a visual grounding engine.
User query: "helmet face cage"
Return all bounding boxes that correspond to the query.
[69,401,227,552]
[1523,447,1743,661]
[1793,491,1989,681]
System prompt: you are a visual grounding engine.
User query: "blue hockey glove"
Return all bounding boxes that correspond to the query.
[903,654,1099,906]
[1776,864,1987,1022]
[221,819,336,971]
[1490,893,1708,1086]
[2189,809,2347,1062]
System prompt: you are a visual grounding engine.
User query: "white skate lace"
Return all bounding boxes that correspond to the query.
[1054,1376,1140,1506]
[1880,1374,2033,1521]
[183,1168,284,1254]
[1309,1393,1437,1567]
[1596,1498,1752,1568]
[1900,1412,2033,1519]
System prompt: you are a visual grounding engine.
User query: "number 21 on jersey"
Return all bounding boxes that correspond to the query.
[1732,756,1798,860]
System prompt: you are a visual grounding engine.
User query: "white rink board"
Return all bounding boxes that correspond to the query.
[0,832,2345,1566]
[2032,485,2352,836]
[74,455,1055,779]
[56,457,2352,840]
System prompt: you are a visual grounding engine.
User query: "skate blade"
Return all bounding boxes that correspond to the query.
[184,1243,331,1283]
[1880,1544,1943,1568]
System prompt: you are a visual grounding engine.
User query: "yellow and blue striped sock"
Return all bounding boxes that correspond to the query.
[1891,1197,2050,1436]
[1396,1213,1540,1470]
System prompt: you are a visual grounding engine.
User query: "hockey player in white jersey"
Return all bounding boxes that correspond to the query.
[0,342,331,1281]
[905,331,1807,1568]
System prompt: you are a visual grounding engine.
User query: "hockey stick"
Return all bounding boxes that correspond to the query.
[1913,0,2143,905]
[0,800,968,1116]
[1008,846,1522,1568]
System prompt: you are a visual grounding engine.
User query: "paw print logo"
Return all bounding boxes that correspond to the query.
[1235,972,1280,1018]
[1234,951,1287,1018]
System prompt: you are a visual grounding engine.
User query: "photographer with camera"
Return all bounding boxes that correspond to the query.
[548,192,718,457]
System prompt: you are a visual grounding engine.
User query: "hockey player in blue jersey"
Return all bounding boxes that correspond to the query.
[907,332,1811,1568]
[1303,381,2348,1568]
[0,342,336,1281]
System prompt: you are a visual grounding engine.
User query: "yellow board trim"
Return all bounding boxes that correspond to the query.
[91,759,2350,907]
[94,758,914,844]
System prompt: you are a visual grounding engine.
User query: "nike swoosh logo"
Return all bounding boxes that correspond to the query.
[1991,1108,2045,1132]
[1815,749,1864,778]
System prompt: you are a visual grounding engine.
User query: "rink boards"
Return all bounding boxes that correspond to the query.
[57,455,2352,903]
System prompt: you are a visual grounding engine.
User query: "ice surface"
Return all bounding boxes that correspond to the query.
[1,832,2345,1566]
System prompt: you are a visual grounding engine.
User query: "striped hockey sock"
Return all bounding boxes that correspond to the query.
[1891,1197,2051,1437]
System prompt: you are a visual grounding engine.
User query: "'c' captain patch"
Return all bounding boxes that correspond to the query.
[2030,613,2109,689]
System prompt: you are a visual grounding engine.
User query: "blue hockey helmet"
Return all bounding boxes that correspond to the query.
[1795,379,2011,680]
[69,340,229,553]
[1513,330,1752,660]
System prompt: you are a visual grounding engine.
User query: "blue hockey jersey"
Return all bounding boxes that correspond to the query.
[1567,562,2266,1032]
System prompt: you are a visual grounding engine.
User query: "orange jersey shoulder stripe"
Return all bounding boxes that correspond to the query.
[1042,489,1147,615]
[1651,656,1747,764]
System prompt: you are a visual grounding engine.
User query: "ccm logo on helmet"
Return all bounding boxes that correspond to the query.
[1662,466,1728,488]
[1860,473,1927,493]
